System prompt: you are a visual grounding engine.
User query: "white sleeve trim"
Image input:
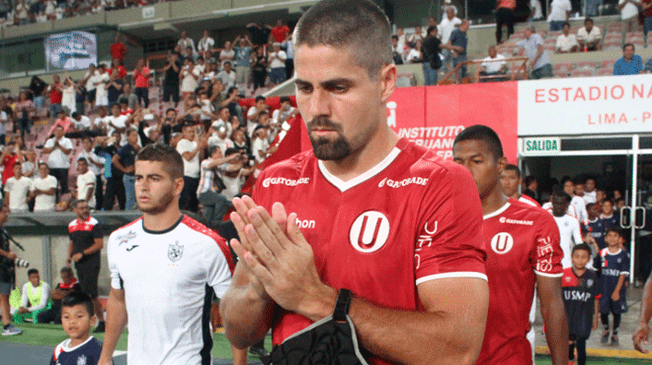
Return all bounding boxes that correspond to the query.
[534,271,563,278]
[416,271,488,285]
[620,271,630,275]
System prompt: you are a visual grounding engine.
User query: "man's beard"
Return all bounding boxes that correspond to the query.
[137,188,176,214]
[307,116,352,161]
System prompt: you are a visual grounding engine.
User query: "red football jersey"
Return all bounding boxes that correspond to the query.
[252,138,487,365]
[476,199,563,365]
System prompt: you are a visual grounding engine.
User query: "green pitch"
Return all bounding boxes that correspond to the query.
[0,323,272,360]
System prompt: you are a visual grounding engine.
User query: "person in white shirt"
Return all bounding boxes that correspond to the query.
[480,45,508,82]
[272,96,298,124]
[75,158,96,209]
[530,0,544,20]
[562,178,588,223]
[267,42,287,86]
[395,27,408,57]
[70,112,93,132]
[78,136,105,208]
[177,31,196,55]
[15,269,50,321]
[216,61,237,90]
[4,162,31,213]
[251,126,277,165]
[207,125,234,156]
[405,41,423,63]
[577,18,602,51]
[197,146,239,229]
[180,59,200,100]
[197,30,215,58]
[246,96,269,136]
[220,148,256,201]
[94,65,110,107]
[98,144,247,365]
[28,163,58,212]
[219,41,236,70]
[550,192,586,269]
[407,26,425,46]
[618,0,641,36]
[105,104,130,146]
[0,109,7,145]
[547,0,572,31]
[439,7,462,71]
[176,124,208,212]
[42,125,73,195]
[556,22,579,53]
[211,106,233,137]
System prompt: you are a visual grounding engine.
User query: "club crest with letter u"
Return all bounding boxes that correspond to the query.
[168,241,184,262]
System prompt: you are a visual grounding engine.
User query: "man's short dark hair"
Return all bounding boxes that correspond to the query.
[77,157,88,164]
[563,21,571,28]
[61,266,74,276]
[572,243,592,256]
[504,164,520,178]
[584,18,593,24]
[223,61,231,67]
[227,86,238,96]
[71,199,86,208]
[71,112,80,119]
[81,136,92,144]
[391,35,398,41]
[607,225,623,237]
[524,176,537,187]
[453,125,504,161]
[553,190,571,203]
[603,198,614,206]
[255,95,266,103]
[225,147,240,157]
[280,96,291,103]
[166,108,177,115]
[426,25,437,35]
[27,269,38,276]
[38,162,48,169]
[572,175,584,186]
[623,43,635,51]
[293,0,392,80]
[586,202,596,211]
[62,291,94,317]
[136,144,184,180]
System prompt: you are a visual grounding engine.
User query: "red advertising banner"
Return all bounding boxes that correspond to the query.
[389,83,519,163]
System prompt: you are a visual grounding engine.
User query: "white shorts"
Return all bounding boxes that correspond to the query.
[96,95,109,106]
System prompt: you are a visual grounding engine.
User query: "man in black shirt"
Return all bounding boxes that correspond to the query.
[421,26,442,86]
[246,22,272,47]
[68,199,105,332]
[37,267,82,324]
[160,52,181,109]
[96,132,125,211]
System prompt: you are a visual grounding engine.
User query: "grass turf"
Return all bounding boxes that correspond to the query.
[0,323,272,360]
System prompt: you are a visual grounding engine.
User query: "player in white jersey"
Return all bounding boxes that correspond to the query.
[549,191,586,269]
[98,144,247,365]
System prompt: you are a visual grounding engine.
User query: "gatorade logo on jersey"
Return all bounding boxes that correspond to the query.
[349,211,390,253]
[490,232,514,254]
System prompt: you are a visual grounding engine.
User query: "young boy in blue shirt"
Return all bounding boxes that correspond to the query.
[596,226,630,346]
[50,292,105,365]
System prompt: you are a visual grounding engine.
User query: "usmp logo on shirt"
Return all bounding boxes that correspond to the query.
[168,241,184,262]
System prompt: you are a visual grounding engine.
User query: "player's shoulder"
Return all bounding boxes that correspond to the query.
[87,216,100,226]
[179,215,227,246]
[506,198,555,222]
[258,149,315,181]
[396,139,474,184]
[109,217,143,242]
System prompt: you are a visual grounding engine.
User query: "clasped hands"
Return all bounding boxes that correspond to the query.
[229,196,336,322]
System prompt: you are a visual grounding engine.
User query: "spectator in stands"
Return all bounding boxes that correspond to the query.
[273,96,298,124]
[177,31,196,55]
[225,86,244,123]
[408,26,425,47]
[282,31,295,78]
[106,69,124,107]
[585,0,601,16]
[556,22,579,53]
[21,150,36,179]
[1,141,22,185]
[480,45,508,82]
[0,108,6,146]
[181,58,200,101]
[83,64,97,111]
[495,0,516,44]
[211,106,232,135]
[252,124,276,165]
[613,43,644,75]
[618,0,641,38]
[208,124,235,156]
[29,76,47,112]
[644,0,652,34]
[94,64,110,109]
[73,158,95,209]
[113,129,138,210]
[440,7,462,71]
[221,147,255,201]
[391,35,404,65]
[548,0,572,31]
[110,33,126,62]
[198,146,234,229]
[217,61,237,90]
[95,133,124,211]
[645,57,652,73]
[530,0,544,20]
[48,109,73,136]
[233,35,253,91]
[518,25,553,79]
[247,22,272,47]
[4,162,31,213]
[219,41,236,69]
[251,48,268,92]
[14,0,30,25]
[15,268,50,323]
[395,27,408,57]
[405,40,423,64]
[246,95,268,136]
[133,59,150,108]
[43,125,73,195]
[268,42,287,87]
[37,267,80,324]
[422,26,442,86]
[177,122,207,212]
[61,73,78,114]
[75,79,87,116]
[197,30,215,59]
[14,91,34,138]
[78,136,104,209]
[119,83,137,112]
[29,162,57,212]
[271,19,290,43]
[444,19,469,80]
[577,18,602,51]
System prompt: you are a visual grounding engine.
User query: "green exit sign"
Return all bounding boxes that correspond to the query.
[522,137,561,156]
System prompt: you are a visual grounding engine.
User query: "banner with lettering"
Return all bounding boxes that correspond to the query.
[518,74,652,136]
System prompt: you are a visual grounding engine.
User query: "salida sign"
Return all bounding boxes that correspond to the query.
[521,137,560,156]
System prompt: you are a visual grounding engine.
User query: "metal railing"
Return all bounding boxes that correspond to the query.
[440,56,529,85]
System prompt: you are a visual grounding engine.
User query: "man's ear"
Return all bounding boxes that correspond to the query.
[379,64,397,104]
